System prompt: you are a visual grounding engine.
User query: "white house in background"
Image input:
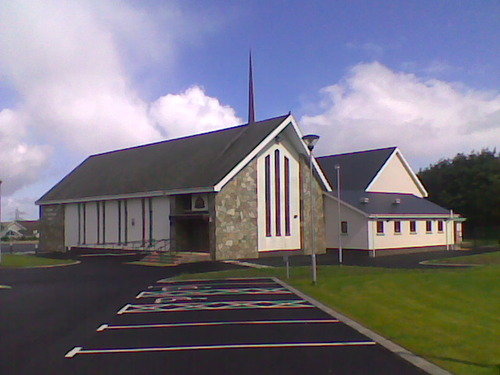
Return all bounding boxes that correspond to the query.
[318,147,464,255]
[0,220,40,239]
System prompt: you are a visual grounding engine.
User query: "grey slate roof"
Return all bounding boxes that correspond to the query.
[37,115,289,204]
[317,147,396,190]
[336,190,451,216]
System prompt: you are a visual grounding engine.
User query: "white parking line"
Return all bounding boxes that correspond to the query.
[117,304,132,315]
[96,319,341,332]
[65,341,377,358]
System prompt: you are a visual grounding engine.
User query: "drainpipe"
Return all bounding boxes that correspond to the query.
[370,219,376,258]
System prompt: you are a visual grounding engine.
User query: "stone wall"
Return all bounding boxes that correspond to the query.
[300,155,326,255]
[215,158,258,260]
[38,204,65,253]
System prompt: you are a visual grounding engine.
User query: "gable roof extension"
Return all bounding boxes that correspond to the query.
[317,147,396,190]
[327,190,451,217]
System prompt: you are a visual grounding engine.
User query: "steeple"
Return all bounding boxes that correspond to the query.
[248,52,256,125]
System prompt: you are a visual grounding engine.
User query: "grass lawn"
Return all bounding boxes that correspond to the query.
[0,254,76,268]
[175,256,499,375]
[426,251,500,265]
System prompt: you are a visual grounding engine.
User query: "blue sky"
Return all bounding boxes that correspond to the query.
[0,0,499,220]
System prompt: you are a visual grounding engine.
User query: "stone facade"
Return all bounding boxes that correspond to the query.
[215,158,258,260]
[38,204,65,253]
[299,155,326,255]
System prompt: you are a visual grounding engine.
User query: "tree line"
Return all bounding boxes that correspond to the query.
[417,149,499,238]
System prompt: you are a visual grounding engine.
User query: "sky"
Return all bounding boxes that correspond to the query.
[0,0,499,220]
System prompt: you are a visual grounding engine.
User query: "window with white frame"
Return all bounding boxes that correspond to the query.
[376,220,384,234]
[410,220,417,234]
[394,220,401,234]
[341,221,348,234]
[426,220,432,233]
[438,220,444,232]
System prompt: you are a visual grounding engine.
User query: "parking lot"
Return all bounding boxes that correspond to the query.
[60,276,427,374]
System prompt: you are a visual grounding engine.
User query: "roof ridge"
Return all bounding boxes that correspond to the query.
[88,114,291,159]
[216,114,289,159]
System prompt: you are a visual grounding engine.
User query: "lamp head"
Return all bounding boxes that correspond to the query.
[302,134,320,151]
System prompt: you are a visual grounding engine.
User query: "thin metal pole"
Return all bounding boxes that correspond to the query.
[310,152,317,284]
[336,165,342,264]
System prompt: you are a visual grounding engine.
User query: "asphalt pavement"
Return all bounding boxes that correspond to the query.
[1,255,430,375]
[1,247,496,374]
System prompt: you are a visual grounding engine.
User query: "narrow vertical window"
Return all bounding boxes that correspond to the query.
[265,155,271,237]
[426,220,432,233]
[118,200,122,245]
[82,202,86,244]
[394,221,401,234]
[341,221,348,234]
[376,220,384,234]
[77,203,81,244]
[438,220,444,232]
[149,198,153,242]
[124,200,128,244]
[410,220,417,233]
[96,202,100,244]
[274,149,281,236]
[102,201,106,244]
[284,156,291,236]
[141,198,146,246]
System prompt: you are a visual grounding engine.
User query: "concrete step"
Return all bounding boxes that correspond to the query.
[142,251,210,265]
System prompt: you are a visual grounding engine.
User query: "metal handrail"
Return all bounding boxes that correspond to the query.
[76,238,173,253]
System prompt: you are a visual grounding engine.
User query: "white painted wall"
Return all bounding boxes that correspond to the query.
[64,196,171,249]
[85,202,98,245]
[325,198,368,249]
[152,197,170,241]
[126,198,143,243]
[64,204,78,247]
[367,153,424,197]
[369,219,450,249]
[104,201,118,244]
[257,140,301,251]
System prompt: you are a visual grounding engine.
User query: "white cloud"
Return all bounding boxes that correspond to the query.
[301,62,500,169]
[0,0,241,218]
[0,0,164,154]
[1,195,39,222]
[0,109,51,196]
[150,86,242,139]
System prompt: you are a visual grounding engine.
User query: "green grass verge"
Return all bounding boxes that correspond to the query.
[0,254,75,268]
[175,262,499,375]
[426,251,500,265]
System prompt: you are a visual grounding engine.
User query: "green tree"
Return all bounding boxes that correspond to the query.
[418,149,500,235]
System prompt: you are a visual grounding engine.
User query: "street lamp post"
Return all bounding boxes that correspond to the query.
[335,165,342,265]
[302,134,320,284]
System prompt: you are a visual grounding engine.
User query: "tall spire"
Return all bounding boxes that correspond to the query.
[248,51,256,125]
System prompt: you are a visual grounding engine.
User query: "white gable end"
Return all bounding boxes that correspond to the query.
[366,149,427,197]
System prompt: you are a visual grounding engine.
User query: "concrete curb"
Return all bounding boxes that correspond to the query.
[222,260,273,269]
[274,277,453,375]
[0,260,81,269]
[419,260,478,267]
